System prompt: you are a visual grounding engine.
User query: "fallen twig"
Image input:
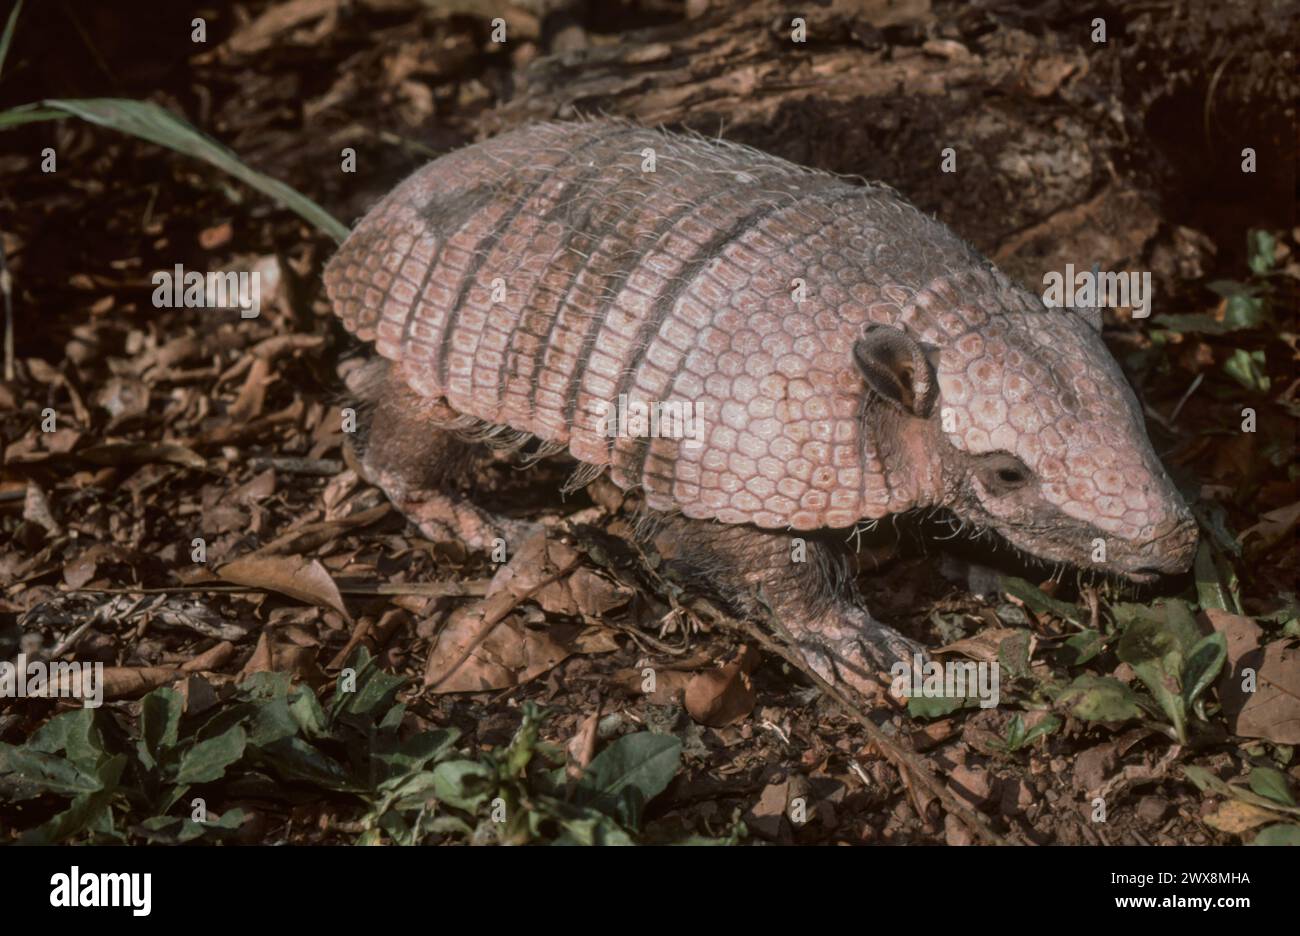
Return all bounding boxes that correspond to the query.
[69,580,491,598]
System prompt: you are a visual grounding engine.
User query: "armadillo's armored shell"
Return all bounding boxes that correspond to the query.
[324,121,996,530]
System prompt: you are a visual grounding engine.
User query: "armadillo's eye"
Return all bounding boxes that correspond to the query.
[977,453,1033,496]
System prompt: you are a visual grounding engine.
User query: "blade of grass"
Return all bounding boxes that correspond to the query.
[0,102,62,129]
[0,0,22,79]
[2,97,349,242]
[45,98,349,242]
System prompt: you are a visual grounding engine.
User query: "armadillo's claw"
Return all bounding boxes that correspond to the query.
[790,605,930,699]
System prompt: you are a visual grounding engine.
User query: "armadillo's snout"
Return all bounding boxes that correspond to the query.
[1115,511,1199,582]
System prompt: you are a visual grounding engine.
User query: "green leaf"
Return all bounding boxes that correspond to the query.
[258,736,359,791]
[175,725,247,785]
[139,687,183,770]
[1003,715,1027,751]
[1021,713,1062,747]
[248,697,301,747]
[1251,823,1300,845]
[27,708,106,772]
[1117,615,1187,743]
[551,810,636,845]
[575,733,682,828]
[907,695,968,718]
[1182,632,1227,710]
[382,770,443,810]
[33,98,349,242]
[1001,577,1086,625]
[331,647,406,725]
[1248,766,1296,807]
[134,809,245,844]
[0,743,104,799]
[1223,348,1270,393]
[1247,230,1277,276]
[240,671,295,701]
[0,104,62,128]
[1181,765,1225,795]
[1058,629,1104,667]
[431,760,496,812]
[997,630,1033,679]
[1183,766,1300,815]
[1058,675,1146,723]
[373,729,459,782]
[288,684,330,738]
[20,754,125,844]
[1194,539,1243,615]
[500,702,544,779]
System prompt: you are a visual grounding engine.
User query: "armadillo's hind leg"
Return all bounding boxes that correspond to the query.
[639,515,927,697]
[347,361,539,552]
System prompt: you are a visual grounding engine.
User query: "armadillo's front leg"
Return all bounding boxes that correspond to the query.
[642,515,926,697]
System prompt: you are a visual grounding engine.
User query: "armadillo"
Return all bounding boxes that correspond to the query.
[323,120,1197,694]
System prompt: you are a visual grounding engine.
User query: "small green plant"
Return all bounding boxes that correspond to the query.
[988,713,1062,754]
[1184,763,1300,845]
[400,703,706,845]
[0,648,712,844]
[1057,599,1226,744]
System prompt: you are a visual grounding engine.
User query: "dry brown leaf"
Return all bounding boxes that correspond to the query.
[567,567,634,619]
[77,441,207,470]
[685,657,757,727]
[1239,500,1300,556]
[224,0,341,56]
[101,667,183,699]
[256,502,390,556]
[218,553,350,620]
[198,222,232,249]
[935,627,1024,663]
[23,484,62,536]
[486,534,582,615]
[229,356,272,423]
[486,534,630,622]
[422,606,612,693]
[612,666,693,704]
[1207,610,1300,743]
[566,709,601,778]
[745,777,791,840]
[182,641,236,672]
[95,376,150,427]
[62,543,116,589]
[176,673,222,716]
[1203,799,1282,835]
[1226,642,1300,744]
[239,631,326,686]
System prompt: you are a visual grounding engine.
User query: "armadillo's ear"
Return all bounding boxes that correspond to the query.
[853,325,939,418]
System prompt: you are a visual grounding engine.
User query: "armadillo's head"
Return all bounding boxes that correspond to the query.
[854,274,1197,583]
